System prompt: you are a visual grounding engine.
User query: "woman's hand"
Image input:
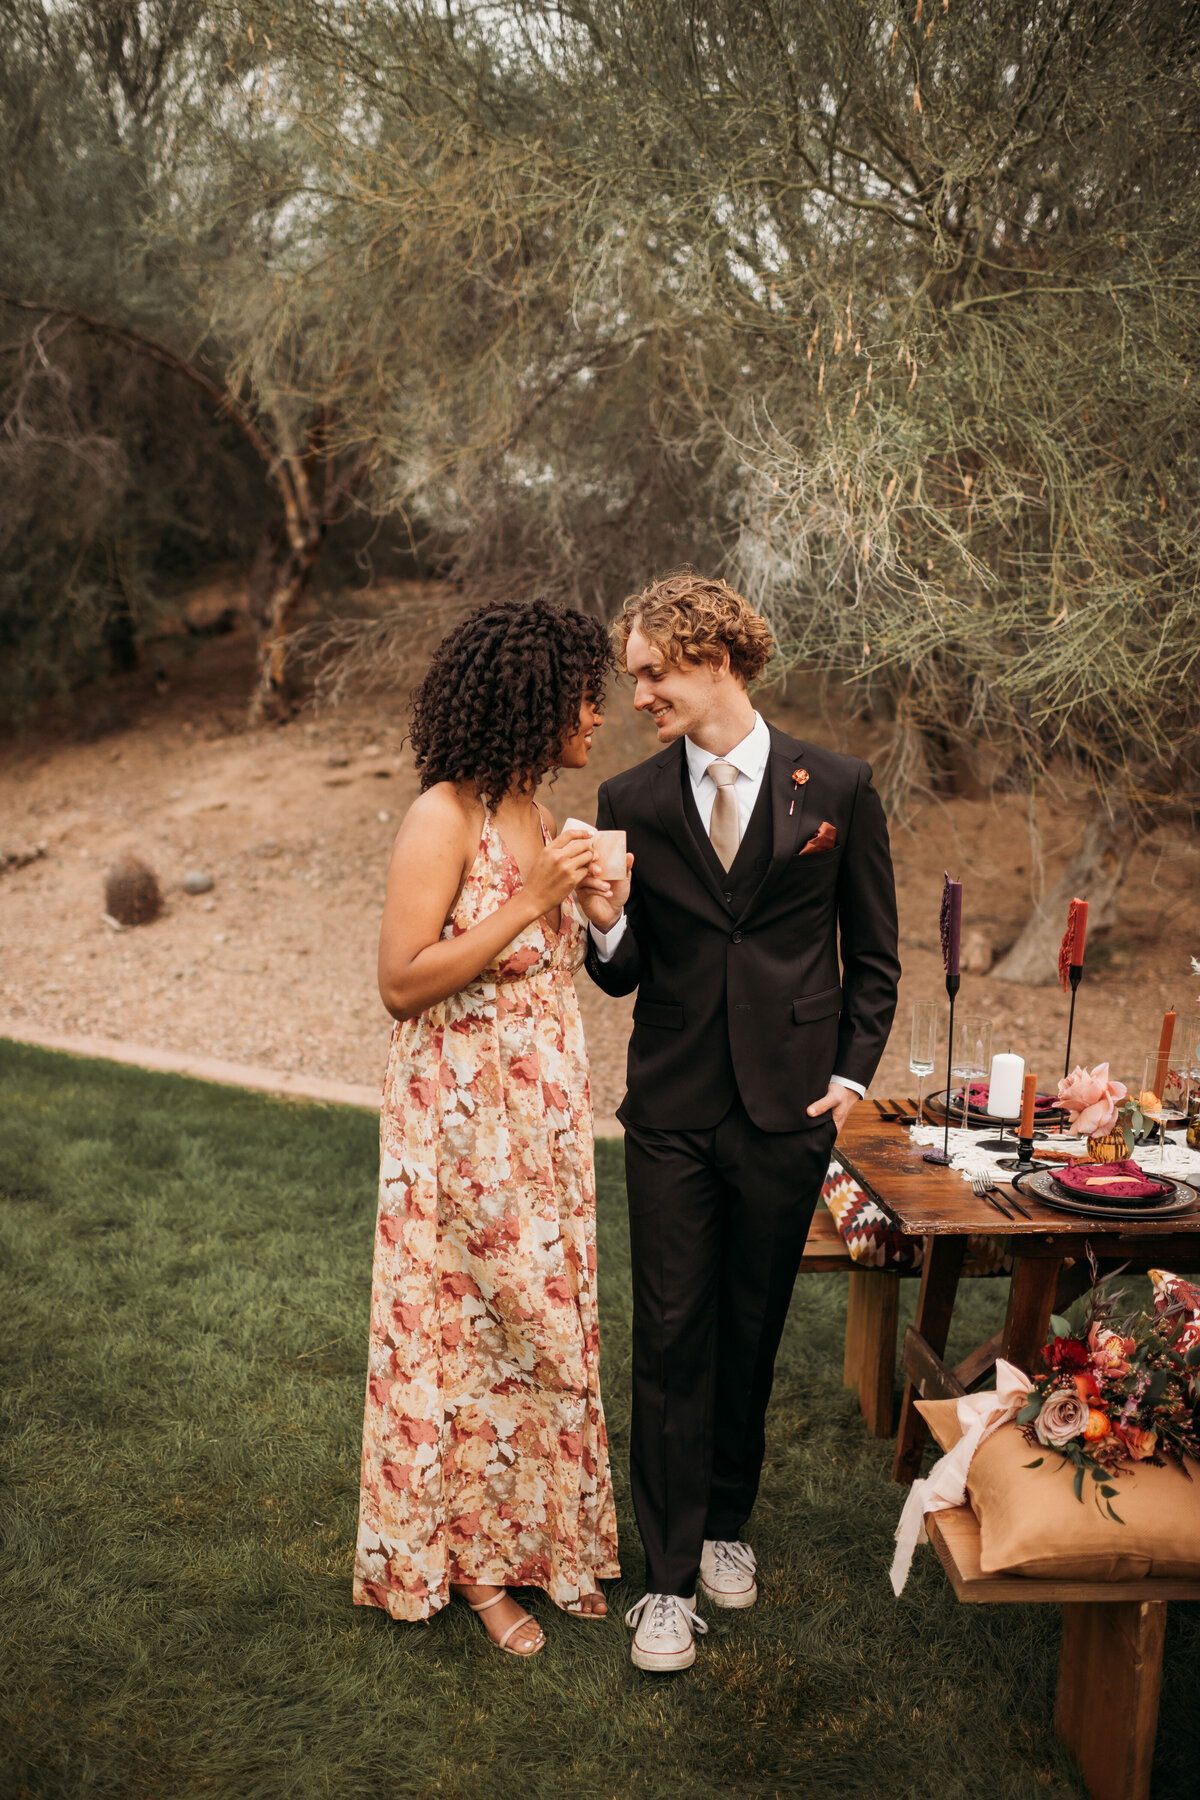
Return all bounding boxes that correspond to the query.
[575,852,633,934]
[522,826,598,917]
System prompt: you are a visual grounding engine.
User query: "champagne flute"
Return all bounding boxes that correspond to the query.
[1142,1052,1170,1169]
[909,1000,937,1124]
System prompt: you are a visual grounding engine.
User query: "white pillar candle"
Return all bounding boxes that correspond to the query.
[987,1052,1025,1118]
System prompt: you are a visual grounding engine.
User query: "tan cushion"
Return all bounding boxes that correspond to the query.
[916,1399,1200,1579]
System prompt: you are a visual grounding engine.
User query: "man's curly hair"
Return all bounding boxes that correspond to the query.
[614,570,775,685]
[409,598,611,809]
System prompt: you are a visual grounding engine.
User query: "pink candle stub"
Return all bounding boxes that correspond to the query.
[593,829,627,881]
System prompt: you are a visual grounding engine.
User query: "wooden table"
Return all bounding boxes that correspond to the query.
[834,1108,1200,1484]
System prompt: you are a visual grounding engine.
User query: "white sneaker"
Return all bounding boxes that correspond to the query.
[624,1592,708,1672]
[698,1539,758,1609]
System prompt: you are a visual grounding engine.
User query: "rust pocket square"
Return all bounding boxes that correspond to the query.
[799,820,837,856]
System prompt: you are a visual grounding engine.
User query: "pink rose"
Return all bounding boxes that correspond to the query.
[1056,1063,1128,1138]
[1034,1388,1089,1448]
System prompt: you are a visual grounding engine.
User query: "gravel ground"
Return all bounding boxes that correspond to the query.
[3,619,1199,1121]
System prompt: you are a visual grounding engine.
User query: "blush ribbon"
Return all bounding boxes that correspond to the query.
[889,1358,1032,1595]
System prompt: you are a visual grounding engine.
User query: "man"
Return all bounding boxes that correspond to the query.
[576,571,900,1672]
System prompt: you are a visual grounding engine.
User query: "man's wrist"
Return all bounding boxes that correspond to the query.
[588,911,627,959]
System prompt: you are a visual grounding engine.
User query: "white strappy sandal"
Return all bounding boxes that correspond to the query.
[461,1588,545,1656]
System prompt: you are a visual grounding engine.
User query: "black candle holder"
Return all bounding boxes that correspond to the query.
[977,1113,1021,1154]
[1062,962,1083,1078]
[924,972,960,1166]
[996,1131,1042,1173]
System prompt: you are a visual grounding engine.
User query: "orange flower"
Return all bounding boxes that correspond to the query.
[1117,1423,1158,1461]
[1083,1408,1111,1442]
[1088,1326,1133,1378]
[1073,1370,1102,1404]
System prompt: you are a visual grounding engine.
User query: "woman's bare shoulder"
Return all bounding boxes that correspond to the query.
[401,782,479,837]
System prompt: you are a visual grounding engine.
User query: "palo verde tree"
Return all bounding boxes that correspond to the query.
[251,0,1199,977]
[1,1,382,722]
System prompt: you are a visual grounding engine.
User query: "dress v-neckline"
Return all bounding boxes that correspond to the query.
[488,810,563,942]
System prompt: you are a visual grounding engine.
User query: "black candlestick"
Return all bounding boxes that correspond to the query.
[1062,962,1084,1079]
[977,1114,1020,1154]
[924,972,961,1166]
[997,1130,1040,1173]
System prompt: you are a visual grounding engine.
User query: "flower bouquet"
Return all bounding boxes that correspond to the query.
[1017,1275,1200,1518]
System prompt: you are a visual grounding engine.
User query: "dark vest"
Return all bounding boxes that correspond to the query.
[680,758,774,918]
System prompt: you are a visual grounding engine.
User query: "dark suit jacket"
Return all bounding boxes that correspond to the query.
[584,723,901,1133]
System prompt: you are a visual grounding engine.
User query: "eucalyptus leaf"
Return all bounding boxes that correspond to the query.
[1073,1465,1085,1502]
[1016,1399,1041,1424]
[1023,1457,1044,1469]
[1049,1315,1073,1339]
[1106,1502,1127,1524]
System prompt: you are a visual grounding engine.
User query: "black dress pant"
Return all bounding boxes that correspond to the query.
[622,1095,835,1598]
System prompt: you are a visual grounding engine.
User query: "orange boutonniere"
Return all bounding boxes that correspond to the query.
[789,767,809,815]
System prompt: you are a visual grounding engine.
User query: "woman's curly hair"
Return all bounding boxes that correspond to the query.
[614,569,775,684]
[409,598,611,809]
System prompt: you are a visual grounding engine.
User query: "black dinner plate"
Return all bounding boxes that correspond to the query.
[923,1087,1067,1131]
[1011,1166,1198,1221]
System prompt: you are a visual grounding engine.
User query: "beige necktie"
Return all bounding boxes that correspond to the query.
[706,760,741,870]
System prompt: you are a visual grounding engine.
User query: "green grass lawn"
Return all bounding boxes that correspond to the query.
[2,1037,1198,1800]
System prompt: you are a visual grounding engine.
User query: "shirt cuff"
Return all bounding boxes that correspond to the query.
[588,914,627,961]
[831,1076,866,1098]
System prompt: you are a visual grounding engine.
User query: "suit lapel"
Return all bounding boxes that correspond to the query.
[736,727,813,923]
[650,743,731,915]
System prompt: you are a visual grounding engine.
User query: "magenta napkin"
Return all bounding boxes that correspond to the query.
[1052,1159,1172,1202]
[966,1082,1057,1114]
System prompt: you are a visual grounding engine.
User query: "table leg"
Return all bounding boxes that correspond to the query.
[891,1235,965,1485]
[1054,1600,1166,1800]
[843,1270,900,1437]
[1002,1253,1063,1374]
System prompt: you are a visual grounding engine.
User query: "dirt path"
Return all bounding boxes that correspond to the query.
[3,616,1198,1120]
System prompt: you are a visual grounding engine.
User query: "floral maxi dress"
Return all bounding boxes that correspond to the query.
[354,812,620,1620]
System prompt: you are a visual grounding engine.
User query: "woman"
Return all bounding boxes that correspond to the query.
[353,598,621,1656]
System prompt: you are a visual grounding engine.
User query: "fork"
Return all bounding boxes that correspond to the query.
[970,1173,1015,1220]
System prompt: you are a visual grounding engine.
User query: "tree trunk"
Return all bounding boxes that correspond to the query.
[249,544,322,725]
[992,806,1133,985]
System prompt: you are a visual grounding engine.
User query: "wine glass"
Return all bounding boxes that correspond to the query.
[952,1017,993,1134]
[1141,1052,1171,1168]
[909,1000,937,1124]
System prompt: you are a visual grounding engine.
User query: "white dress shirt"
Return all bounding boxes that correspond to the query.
[588,711,864,1097]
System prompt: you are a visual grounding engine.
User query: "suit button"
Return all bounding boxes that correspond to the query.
[731,930,743,944]
[723,892,733,904]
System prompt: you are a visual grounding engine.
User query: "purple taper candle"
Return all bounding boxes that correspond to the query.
[939,873,962,977]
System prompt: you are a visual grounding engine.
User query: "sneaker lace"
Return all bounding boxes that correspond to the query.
[624,1592,709,1636]
[710,1540,756,1578]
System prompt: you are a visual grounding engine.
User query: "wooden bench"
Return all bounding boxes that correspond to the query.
[928,1504,1200,1800]
[799,1207,910,1437]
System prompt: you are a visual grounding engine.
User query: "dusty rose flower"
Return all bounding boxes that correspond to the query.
[1034,1388,1090,1448]
[1089,1326,1133,1378]
[1117,1423,1158,1461]
[1056,1063,1128,1137]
